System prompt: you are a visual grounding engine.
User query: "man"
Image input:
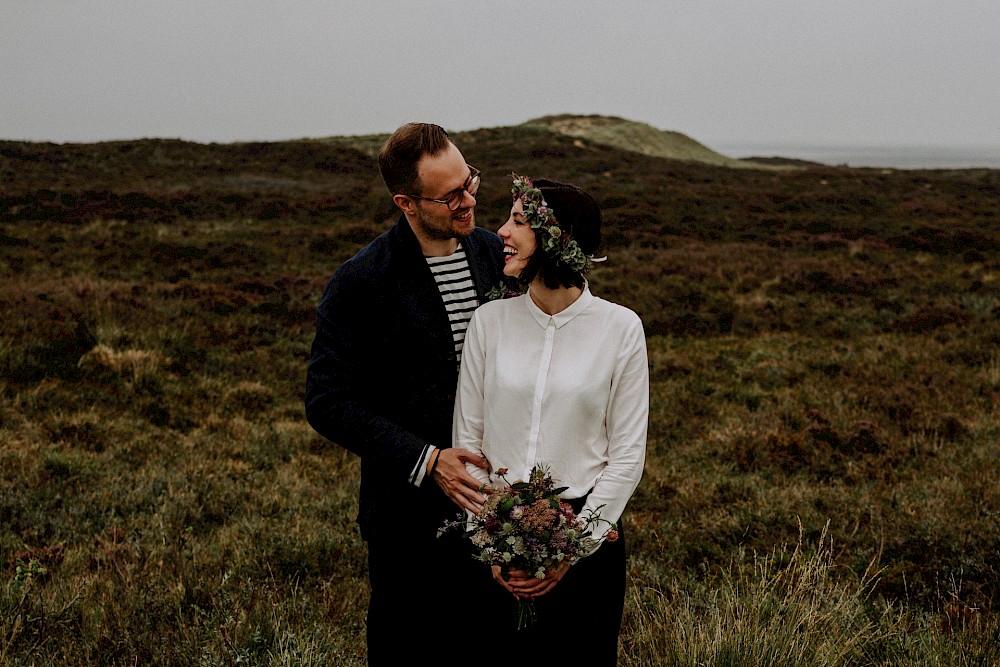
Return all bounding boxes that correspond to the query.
[305,123,506,663]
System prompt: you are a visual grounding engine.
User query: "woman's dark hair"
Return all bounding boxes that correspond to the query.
[518,178,602,290]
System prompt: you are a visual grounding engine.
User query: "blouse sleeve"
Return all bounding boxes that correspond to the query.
[453,309,492,488]
[581,313,649,542]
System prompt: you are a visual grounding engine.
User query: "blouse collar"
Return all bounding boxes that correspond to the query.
[524,283,594,330]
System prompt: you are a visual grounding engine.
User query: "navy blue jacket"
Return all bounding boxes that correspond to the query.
[305,214,507,540]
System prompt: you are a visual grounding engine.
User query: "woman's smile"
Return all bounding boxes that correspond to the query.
[498,198,536,277]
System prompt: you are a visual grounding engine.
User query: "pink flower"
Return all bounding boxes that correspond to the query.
[605,529,619,543]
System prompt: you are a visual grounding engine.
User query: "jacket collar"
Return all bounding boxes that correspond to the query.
[390,213,493,303]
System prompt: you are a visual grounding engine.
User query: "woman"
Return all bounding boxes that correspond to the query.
[453,175,648,663]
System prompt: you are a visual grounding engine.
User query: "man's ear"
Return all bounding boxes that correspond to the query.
[392,194,417,215]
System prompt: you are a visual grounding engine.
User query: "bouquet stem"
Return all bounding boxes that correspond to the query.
[516,598,537,631]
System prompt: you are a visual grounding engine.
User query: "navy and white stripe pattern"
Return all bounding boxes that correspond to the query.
[408,246,479,488]
[425,246,479,364]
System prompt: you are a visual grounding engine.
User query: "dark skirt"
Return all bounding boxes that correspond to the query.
[475,501,628,666]
[367,499,628,666]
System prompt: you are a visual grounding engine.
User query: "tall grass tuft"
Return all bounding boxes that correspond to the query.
[621,522,998,666]
[622,523,896,666]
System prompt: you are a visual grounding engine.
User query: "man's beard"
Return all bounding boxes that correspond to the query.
[414,205,475,240]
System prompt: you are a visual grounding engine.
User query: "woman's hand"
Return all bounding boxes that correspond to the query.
[492,562,571,599]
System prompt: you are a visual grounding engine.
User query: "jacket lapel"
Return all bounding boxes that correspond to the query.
[390,215,454,352]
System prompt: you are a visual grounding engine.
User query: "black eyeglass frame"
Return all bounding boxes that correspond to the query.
[405,165,481,211]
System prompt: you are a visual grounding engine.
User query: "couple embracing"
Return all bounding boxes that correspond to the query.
[305,122,648,666]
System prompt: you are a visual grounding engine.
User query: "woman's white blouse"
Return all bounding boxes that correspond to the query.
[453,287,648,542]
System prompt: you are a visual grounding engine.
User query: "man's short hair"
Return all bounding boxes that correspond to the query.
[378,123,453,196]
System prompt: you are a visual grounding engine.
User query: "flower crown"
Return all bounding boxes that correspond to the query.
[511,174,604,275]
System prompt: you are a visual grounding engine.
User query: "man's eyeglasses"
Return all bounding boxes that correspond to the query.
[407,166,481,211]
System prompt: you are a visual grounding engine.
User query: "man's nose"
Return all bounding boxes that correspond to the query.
[457,189,476,209]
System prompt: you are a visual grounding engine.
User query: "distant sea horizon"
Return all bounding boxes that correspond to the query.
[711,143,1000,170]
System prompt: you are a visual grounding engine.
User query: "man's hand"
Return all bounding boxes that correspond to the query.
[430,448,489,514]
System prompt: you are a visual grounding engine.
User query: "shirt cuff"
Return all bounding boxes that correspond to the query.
[409,444,436,487]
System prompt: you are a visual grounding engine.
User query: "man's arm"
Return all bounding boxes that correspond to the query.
[306,254,488,505]
[304,267,429,479]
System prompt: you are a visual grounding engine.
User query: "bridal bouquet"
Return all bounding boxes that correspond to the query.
[439,463,618,629]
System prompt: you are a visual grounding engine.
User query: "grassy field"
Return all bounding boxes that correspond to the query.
[2,119,999,665]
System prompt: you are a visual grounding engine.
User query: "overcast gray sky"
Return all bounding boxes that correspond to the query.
[3,0,999,154]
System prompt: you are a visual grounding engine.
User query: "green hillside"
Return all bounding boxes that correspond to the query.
[522,114,771,168]
[327,114,776,169]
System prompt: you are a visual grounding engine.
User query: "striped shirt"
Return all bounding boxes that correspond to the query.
[425,246,479,364]
[408,245,480,488]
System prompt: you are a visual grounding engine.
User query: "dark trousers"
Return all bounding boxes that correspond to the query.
[365,527,490,667]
